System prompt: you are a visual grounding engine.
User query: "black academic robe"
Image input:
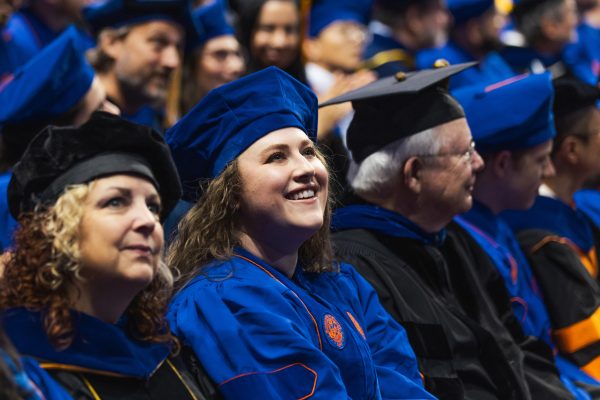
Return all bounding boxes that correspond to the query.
[333,221,572,400]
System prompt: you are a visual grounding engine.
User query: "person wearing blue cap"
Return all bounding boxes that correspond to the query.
[84,0,199,130]
[180,0,245,116]
[302,0,375,201]
[0,0,93,79]
[165,66,434,399]
[451,73,600,398]
[325,63,574,399]
[500,75,600,385]
[363,0,450,77]
[416,0,507,89]
[1,112,217,400]
[0,26,118,253]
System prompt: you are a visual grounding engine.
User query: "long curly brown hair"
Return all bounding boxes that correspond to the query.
[0,183,175,351]
[168,155,336,292]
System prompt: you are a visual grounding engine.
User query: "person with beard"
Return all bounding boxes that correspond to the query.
[416,0,507,89]
[452,73,600,398]
[363,0,450,77]
[502,76,600,384]
[324,63,574,399]
[84,0,200,131]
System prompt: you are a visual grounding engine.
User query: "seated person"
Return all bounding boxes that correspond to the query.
[165,66,434,399]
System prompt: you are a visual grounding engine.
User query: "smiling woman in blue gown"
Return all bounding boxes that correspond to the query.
[165,66,435,399]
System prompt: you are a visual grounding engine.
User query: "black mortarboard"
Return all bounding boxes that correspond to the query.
[320,62,475,162]
[8,112,182,220]
[552,75,600,119]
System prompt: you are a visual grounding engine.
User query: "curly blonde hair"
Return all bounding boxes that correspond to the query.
[169,154,336,292]
[0,183,175,351]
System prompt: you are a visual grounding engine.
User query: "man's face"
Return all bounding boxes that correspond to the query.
[307,21,369,72]
[412,0,450,49]
[419,118,484,220]
[544,0,578,46]
[109,20,183,106]
[503,140,555,210]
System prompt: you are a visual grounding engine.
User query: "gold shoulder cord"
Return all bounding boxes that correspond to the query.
[80,375,101,400]
[166,358,199,400]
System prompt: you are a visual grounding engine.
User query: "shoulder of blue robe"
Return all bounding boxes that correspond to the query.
[563,24,600,85]
[167,257,352,399]
[363,33,415,76]
[455,206,555,346]
[2,308,170,380]
[575,190,600,231]
[305,262,434,399]
[20,357,73,400]
[502,195,595,253]
[121,105,164,132]
[0,171,18,251]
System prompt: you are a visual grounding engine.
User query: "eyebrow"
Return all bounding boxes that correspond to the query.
[259,139,313,156]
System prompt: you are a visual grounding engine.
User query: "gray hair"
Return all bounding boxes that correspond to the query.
[514,0,566,45]
[347,127,446,197]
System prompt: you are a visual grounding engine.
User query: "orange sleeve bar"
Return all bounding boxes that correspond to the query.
[582,356,600,381]
[553,307,600,354]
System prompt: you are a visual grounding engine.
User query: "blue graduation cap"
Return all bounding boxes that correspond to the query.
[448,0,494,25]
[190,0,234,49]
[452,72,556,154]
[166,66,317,201]
[308,0,373,38]
[83,0,200,39]
[0,25,95,127]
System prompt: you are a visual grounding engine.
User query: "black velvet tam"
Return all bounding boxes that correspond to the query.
[319,62,475,163]
[552,75,600,119]
[8,112,182,220]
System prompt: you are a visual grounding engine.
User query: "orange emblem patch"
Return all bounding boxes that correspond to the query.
[323,314,345,349]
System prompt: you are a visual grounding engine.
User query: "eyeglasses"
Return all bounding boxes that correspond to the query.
[420,140,477,163]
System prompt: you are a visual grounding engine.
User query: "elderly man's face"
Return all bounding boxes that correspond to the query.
[419,118,484,219]
[109,20,183,106]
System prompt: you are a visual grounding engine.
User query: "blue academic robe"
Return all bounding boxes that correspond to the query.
[417,41,505,89]
[2,308,171,392]
[121,105,165,132]
[0,171,18,252]
[168,247,433,399]
[1,348,72,400]
[496,45,564,75]
[363,32,415,77]
[563,23,600,85]
[456,201,552,343]
[502,195,600,381]
[456,201,597,399]
[574,189,600,231]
